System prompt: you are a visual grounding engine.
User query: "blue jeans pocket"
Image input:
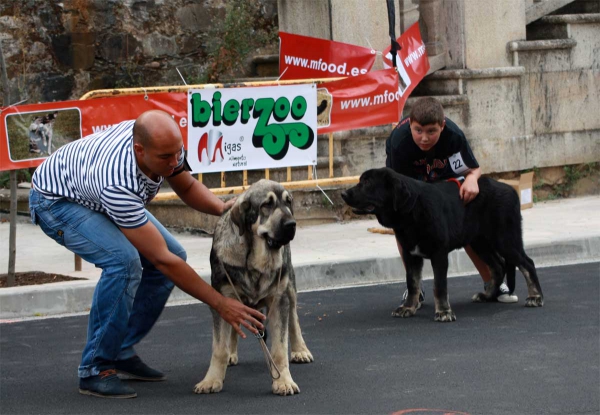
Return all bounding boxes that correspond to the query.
[36,215,66,247]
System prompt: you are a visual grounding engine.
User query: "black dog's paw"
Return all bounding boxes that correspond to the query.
[471,292,491,303]
[525,296,544,307]
[392,306,416,318]
[434,311,456,322]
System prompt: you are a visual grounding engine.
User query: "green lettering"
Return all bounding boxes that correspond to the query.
[223,99,239,126]
[290,96,307,120]
[212,91,222,126]
[241,98,254,124]
[190,93,211,128]
[273,97,290,122]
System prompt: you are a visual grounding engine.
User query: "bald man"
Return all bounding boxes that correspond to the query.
[30,110,265,399]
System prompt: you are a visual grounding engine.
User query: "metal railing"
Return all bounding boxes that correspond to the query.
[80,78,361,200]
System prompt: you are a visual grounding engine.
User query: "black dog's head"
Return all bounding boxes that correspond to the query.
[341,168,419,215]
[230,179,296,250]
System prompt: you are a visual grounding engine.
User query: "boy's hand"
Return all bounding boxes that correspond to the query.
[460,175,479,204]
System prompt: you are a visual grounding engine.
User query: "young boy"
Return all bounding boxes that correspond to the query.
[385,97,517,305]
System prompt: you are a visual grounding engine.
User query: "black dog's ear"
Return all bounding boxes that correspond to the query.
[230,199,250,236]
[392,176,419,213]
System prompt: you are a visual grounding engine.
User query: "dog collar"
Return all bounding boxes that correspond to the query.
[447,178,462,189]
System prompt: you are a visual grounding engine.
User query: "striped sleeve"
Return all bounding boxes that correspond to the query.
[100,186,148,228]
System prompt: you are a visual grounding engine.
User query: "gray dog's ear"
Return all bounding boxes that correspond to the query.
[230,200,250,236]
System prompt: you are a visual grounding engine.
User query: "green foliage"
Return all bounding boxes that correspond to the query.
[535,162,599,201]
[0,169,32,189]
[204,0,278,82]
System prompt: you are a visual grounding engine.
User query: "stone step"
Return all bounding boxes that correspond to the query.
[527,13,600,40]
[251,53,279,77]
[526,0,577,24]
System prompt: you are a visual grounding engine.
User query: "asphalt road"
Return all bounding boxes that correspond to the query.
[1,262,599,415]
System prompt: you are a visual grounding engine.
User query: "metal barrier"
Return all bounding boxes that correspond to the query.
[79,78,361,199]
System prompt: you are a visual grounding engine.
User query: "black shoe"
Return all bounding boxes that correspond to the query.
[115,355,166,381]
[79,369,137,399]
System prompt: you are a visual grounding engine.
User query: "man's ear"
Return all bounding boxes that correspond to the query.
[230,199,250,237]
[133,142,144,157]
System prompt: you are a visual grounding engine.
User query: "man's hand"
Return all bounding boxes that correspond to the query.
[120,221,265,339]
[221,197,236,215]
[214,296,265,339]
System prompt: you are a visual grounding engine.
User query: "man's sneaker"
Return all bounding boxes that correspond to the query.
[484,281,518,303]
[79,369,137,399]
[115,355,166,381]
[401,288,425,310]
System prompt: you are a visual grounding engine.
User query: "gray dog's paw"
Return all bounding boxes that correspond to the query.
[291,349,314,363]
[525,296,544,307]
[194,378,223,394]
[272,377,300,396]
[434,311,456,322]
[392,306,416,318]
[228,353,238,366]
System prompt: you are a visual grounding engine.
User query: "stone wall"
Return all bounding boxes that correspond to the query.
[0,0,278,106]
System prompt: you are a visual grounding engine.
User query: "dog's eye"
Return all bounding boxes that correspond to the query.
[261,199,274,209]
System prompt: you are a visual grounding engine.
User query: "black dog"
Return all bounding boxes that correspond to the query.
[341,168,543,322]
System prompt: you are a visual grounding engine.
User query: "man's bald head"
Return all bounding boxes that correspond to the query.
[133,110,181,148]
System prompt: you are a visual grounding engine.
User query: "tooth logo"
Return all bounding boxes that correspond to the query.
[198,129,224,166]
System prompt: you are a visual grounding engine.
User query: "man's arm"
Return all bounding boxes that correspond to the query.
[120,221,264,338]
[166,170,234,215]
[461,167,481,204]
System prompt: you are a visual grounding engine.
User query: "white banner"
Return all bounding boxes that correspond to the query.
[187,84,317,174]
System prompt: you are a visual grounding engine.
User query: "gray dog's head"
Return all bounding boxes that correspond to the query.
[230,180,296,250]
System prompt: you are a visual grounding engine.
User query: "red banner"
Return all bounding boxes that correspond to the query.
[316,69,400,134]
[382,22,430,116]
[279,31,376,80]
[0,93,187,171]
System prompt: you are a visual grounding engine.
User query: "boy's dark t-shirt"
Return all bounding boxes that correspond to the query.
[385,116,479,182]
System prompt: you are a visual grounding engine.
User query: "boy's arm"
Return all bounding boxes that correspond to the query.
[447,122,480,203]
[461,167,481,204]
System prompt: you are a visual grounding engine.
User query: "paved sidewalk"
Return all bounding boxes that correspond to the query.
[1,196,599,319]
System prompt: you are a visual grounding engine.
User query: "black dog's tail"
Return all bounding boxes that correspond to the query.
[506,262,516,294]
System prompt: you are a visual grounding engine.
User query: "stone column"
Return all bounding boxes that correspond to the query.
[462,0,526,68]
[398,0,420,33]
[277,0,332,39]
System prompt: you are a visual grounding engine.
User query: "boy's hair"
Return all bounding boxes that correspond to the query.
[409,97,445,126]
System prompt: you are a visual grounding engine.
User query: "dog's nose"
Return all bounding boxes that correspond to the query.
[341,191,348,201]
[284,219,296,232]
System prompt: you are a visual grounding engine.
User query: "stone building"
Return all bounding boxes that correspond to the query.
[1,0,598,224]
[278,0,600,176]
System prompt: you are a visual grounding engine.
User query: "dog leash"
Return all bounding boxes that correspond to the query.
[222,263,283,380]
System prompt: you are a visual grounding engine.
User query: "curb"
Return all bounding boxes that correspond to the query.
[1,236,599,320]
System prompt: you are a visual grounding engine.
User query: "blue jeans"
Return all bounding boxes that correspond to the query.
[29,189,185,378]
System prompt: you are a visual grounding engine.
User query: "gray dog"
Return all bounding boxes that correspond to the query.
[194,180,313,396]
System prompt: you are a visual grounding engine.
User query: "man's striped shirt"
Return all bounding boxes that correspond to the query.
[32,120,184,228]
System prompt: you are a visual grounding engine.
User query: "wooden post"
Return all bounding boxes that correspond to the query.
[329,132,334,178]
[74,255,82,271]
[1,40,16,287]
[7,171,16,286]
